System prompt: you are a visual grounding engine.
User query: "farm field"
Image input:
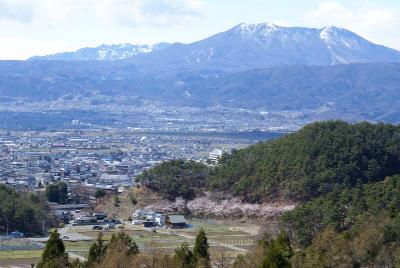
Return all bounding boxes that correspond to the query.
[0,249,42,259]
[0,250,42,267]
[72,218,260,263]
[1,218,261,266]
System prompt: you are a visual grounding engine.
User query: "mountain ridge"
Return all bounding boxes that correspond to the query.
[29,42,170,61]
[28,23,400,69]
[125,22,400,71]
[0,60,399,123]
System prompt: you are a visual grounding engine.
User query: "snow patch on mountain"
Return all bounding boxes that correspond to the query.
[235,22,279,39]
[29,43,170,61]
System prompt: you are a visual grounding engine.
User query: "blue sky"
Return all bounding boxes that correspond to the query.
[0,0,399,59]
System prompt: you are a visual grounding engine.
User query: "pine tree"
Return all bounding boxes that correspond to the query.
[261,231,292,268]
[114,195,121,207]
[37,230,69,268]
[45,182,68,204]
[193,228,210,268]
[70,259,85,268]
[94,189,106,201]
[108,231,139,256]
[129,191,138,205]
[100,231,139,268]
[87,232,106,267]
[173,242,195,268]
[262,243,291,268]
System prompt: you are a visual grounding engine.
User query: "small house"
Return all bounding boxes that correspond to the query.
[75,216,97,225]
[143,221,158,228]
[166,215,186,229]
[93,212,108,220]
[133,209,156,220]
[154,213,166,226]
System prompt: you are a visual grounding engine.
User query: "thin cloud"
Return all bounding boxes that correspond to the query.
[0,0,35,23]
[0,0,204,27]
[0,36,72,60]
[95,0,205,27]
[303,1,400,49]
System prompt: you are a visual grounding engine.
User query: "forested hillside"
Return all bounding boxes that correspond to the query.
[138,121,400,203]
[268,174,400,267]
[137,121,400,266]
[139,160,208,201]
[211,121,400,202]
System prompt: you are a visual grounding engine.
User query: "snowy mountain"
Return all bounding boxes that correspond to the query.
[29,23,400,68]
[130,23,400,70]
[29,43,170,61]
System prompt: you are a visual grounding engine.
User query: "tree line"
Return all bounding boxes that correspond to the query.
[0,184,46,235]
[36,228,213,268]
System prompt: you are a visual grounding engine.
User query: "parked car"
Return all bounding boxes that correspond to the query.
[93,212,108,221]
[62,235,70,240]
[103,217,113,223]
[104,217,122,224]
[132,220,143,225]
[10,231,24,238]
[105,223,116,229]
[92,225,102,230]
[74,216,97,225]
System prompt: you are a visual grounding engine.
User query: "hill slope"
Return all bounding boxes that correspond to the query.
[139,121,400,203]
[138,121,400,266]
[210,121,400,202]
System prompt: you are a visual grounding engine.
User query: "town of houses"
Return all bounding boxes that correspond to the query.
[0,128,262,201]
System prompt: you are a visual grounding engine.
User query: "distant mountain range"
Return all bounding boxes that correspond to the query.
[0,60,399,122]
[4,23,400,125]
[30,23,400,70]
[29,43,170,61]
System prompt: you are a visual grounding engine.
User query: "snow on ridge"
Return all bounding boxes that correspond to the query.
[31,42,170,61]
[235,22,280,38]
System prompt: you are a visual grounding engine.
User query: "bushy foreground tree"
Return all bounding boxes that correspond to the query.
[37,230,69,268]
[193,228,211,268]
[234,231,292,268]
[86,232,106,267]
[173,242,195,268]
[96,232,140,268]
[173,228,210,268]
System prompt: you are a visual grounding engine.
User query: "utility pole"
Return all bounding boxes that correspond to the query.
[42,209,46,234]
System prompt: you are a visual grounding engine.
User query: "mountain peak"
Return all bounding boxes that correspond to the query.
[233,22,281,37]
[322,25,344,31]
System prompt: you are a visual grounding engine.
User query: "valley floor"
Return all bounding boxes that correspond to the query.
[1,218,264,267]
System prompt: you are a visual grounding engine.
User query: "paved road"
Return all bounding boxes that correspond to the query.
[58,225,94,241]
[28,224,94,242]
